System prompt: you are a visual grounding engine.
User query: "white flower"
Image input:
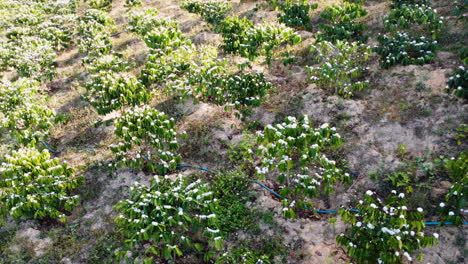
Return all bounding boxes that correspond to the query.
[439,202,445,208]
[398,193,405,198]
[448,211,454,216]
[433,233,439,239]
[366,190,373,196]
[356,222,362,227]
[417,207,423,212]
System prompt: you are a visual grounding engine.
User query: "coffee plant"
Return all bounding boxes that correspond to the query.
[110,106,183,174]
[115,174,222,262]
[307,40,371,98]
[216,247,271,264]
[84,71,150,115]
[85,0,112,10]
[128,8,176,36]
[77,9,114,56]
[374,32,438,68]
[383,4,444,38]
[253,115,348,217]
[318,2,368,42]
[181,0,233,25]
[446,65,467,100]
[0,79,55,147]
[219,17,301,64]
[85,53,130,73]
[439,154,467,226]
[125,0,142,8]
[278,0,318,30]
[390,0,430,8]
[338,190,439,263]
[0,148,82,224]
[142,24,189,53]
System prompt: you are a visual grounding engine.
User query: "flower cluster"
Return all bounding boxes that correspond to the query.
[84,71,150,115]
[374,32,437,68]
[338,190,439,263]
[110,106,184,174]
[446,65,467,100]
[317,2,368,43]
[0,78,55,147]
[306,40,371,98]
[254,115,348,217]
[181,0,233,25]
[0,148,82,224]
[218,16,302,64]
[115,174,222,261]
[383,4,444,38]
[85,53,130,74]
[277,0,318,30]
[125,0,142,8]
[439,153,467,226]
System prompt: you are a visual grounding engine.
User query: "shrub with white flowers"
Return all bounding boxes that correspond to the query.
[0,79,55,147]
[84,71,149,115]
[0,148,82,224]
[218,17,302,64]
[110,106,184,174]
[7,36,56,81]
[141,24,189,54]
[338,190,438,263]
[77,9,114,57]
[277,0,318,30]
[254,115,348,217]
[84,53,130,73]
[115,174,222,262]
[374,32,437,68]
[317,2,368,43]
[128,8,175,36]
[439,153,467,226]
[306,40,371,98]
[85,0,112,10]
[446,65,467,100]
[125,0,142,8]
[383,4,444,38]
[181,0,233,25]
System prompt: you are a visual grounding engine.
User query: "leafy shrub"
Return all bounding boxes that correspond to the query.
[338,190,439,263]
[439,153,467,226]
[128,8,176,36]
[0,79,55,146]
[318,2,368,42]
[84,53,130,73]
[115,174,222,262]
[36,20,74,49]
[181,0,233,25]
[84,71,150,114]
[278,0,318,30]
[446,65,467,100]
[77,9,114,56]
[85,0,112,10]
[6,36,56,81]
[390,0,430,8]
[142,24,189,53]
[219,17,302,64]
[374,32,437,68]
[110,106,183,174]
[307,40,371,98]
[216,247,271,264]
[253,115,348,217]
[383,4,444,38]
[0,148,82,224]
[125,0,142,7]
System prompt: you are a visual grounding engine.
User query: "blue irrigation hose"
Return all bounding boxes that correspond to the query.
[37,141,467,226]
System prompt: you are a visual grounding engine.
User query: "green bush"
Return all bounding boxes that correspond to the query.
[0,78,55,147]
[338,190,438,263]
[110,106,183,174]
[383,4,444,38]
[115,174,222,262]
[253,115,348,217]
[277,0,318,30]
[439,153,467,226]
[307,40,371,97]
[0,148,82,225]
[84,71,150,115]
[128,8,177,36]
[181,0,233,25]
[446,65,467,100]
[317,2,368,42]
[374,32,437,68]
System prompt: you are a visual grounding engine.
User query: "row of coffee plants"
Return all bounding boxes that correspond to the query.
[317,2,368,43]
[0,0,77,81]
[374,1,444,68]
[446,65,467,100]
[181,0,232,25]
[0,148,82,225]
[307,40,371,97]
[0,78,55,147]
